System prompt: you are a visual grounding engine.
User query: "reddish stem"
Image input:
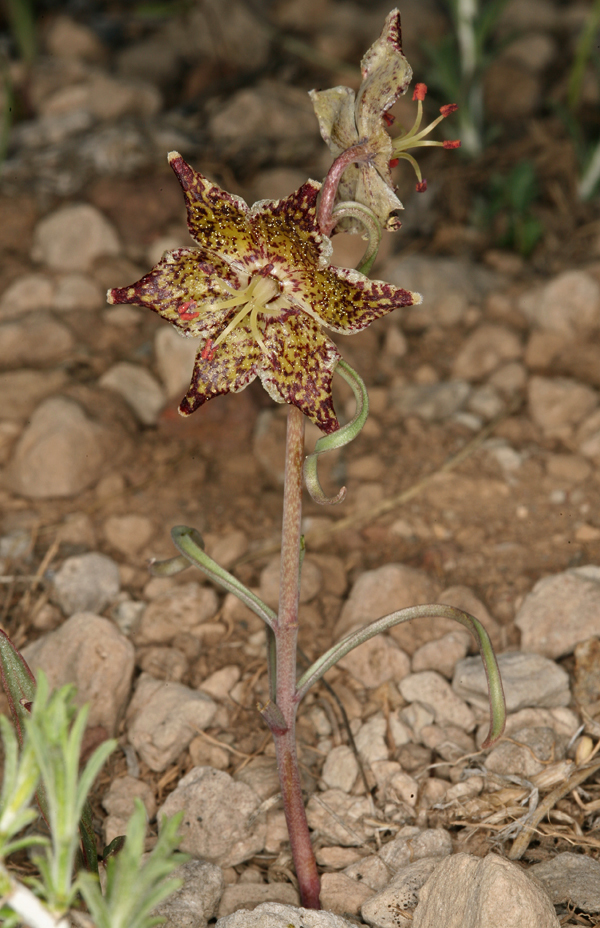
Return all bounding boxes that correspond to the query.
[270,404,320,909]
[317,141,372,235]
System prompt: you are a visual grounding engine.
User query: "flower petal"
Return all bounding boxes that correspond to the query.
[168,152,262,268]
[309,86,358,157]
[356,9,413,138]
[107,248,238,340]
[336,162,404,233]
[250,180,331,277]
[288,263,421,334]
[259,312,340,433]
[178,326,260,416]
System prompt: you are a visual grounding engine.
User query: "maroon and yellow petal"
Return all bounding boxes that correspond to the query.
[249,180,330,278]
[287,263,421,334]
[356,10,413,138]
[168,152,262,267]
[258,311,340,434]
[178,326,260,416]
[107,247,241,340]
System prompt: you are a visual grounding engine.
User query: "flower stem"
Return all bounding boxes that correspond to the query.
[318,141,371,235]
[271,404,320,909]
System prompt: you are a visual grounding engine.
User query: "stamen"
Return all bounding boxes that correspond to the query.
[389,158,399,168]
[201,339,216,361]
[416,180,427,192]
[383,112,395,126]
[412,83,427,101]
[250,300,267,354]
[443,140,461,149]
[212,299,255,348]
[440,103,458,117]
[177,301,199,320]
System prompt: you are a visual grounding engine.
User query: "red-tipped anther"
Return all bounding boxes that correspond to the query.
[412,83,427,101]
[383,112,395,126]
[201,339,216,361]
[177,300,199,321]
[443,140,461,149]
[440,103,459,117]
[389,158,399,168]
[416,180,428,192]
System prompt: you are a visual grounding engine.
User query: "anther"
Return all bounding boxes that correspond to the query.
[201,339,216,361]
[383,112,395,126]
[443,140,461,149]
[412,83,427,101]
[389,158,399,168]
[440,104,458,117]
[177,301,199,321]
[416,180,428,192]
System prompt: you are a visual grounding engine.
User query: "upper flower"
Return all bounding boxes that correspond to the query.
[107,153,421,433]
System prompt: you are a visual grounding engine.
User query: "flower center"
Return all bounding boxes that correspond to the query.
[210,269,282,354]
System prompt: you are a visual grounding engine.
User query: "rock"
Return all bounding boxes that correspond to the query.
[574,637,600,707]
[0,312,74,368]
[475,706,579,748]
[22,612,134,734]
[319,872,374,917]
[158,766,266,866]
[50,551,120,615]
[188,735,230,770]
[316,847,363,869]
[103,514,154,555]
[452,325,522,381]
[411,631,470,679]
[420,724,475,763]
[337,634,410,689]
[5,397,118,498]
[133,583,219,645]
[485,726,559,777]
[519,270,600,337]
[218,884,300,918]
[154,326,200,399]
[344,855,390,892]
[234,756,281,803]
[379,828,452,873]
[305,789,372,846]
[102,775,156,844]
[361,858,440,928]
[127,675,216,771]
[53,273,104,312]
[198,665,241,701]
[45,14,106,62]
[467,384,505,420]
[515,567,600,657]
[528,376,597,438]
[0,368,67,420]
[488,360,527,395]
[399,702,435,739]
[32,203,120,271]
[399,672,475,731]
[0,273,55,319]
[334,564,440,646]
[412,852,560,928]
[322,745,359,793]
[388,712,412,747]
[384,770,420,807]
[355,713,389,765]
[383,256,498,309]
[99,362,166,426]
[546,453,591,483]
[137,646,188,682]
[259,554,321,608]
[529,852,600,913]
[390,381,471,422]
[264,808,288,854]
[215,901,358,927]
[453,651,570,713]
[153,859,224,928]
[204,531,248,570]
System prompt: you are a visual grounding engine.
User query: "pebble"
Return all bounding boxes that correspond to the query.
[158,766,266,866]
[411,631,470,679]
[51,552,120,615]
[316,847,364,869]
[102,774,156,844]
[0,312,75,368]
[22,612,134,735]
[306,789,372,846]
[485,726,559,777]
[0,272,55,318]
[399,702,435,739]
[53,273,104,312]
[154,326,199,399]
[0,368,67,421]
[453,651,570,713]
[133,583,219,645]
[399,672,476,732]
[546,453,591,483]
[354,713,389,765]
[321,745,359,793]
[264,808,288,854]
[137,646,188,682]
[383,256,497,309]
[519,270,600,337]
[420,724,475,762]
[234,756,282,802]
[379,827,452,873]
[32,203,120,271]
[361,858,440,928]
[344,855,390,892]
[528,376,597,438]
[515,566,600,657]
[451,325,522,381]
[466,384,504,420]
[259,554,322,608]
[337,634,410,690]
[574,637,600,706]
[153,859,225,928]
[188,735,230,771]
[218,884,300,919]
[412,852,559,928]
[476,706,579,748]
[99,362,166,426]
[319,872,374,917]
[103,514,154,555]
[5,396,117,498]
[45,14,105,62]
[199,665,241,701]
[202,531,249,571]
[215,902,359,927]
[488,360,527,395]
[390,381,471,422]
[334,564,440,645]
[529,852,600,913]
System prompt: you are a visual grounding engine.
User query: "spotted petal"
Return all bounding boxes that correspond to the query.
[179,325,260,416]
[356,9,412,139]
[259,312,340,433]
[309,85,358,157]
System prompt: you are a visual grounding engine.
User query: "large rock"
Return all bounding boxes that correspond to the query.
[102,775,156,845]
[22,612,134,734]
[379,828,452,873]
[361,858,440,928]
[32,203,120,271]
[216,903,358,927]
[127,674,217,771]
[218,884,300,919]
[337,634,410,689]
[453,651,570,713]
[399,671,475,731]
[515,566,600,658]
[412,853,559,927]
[529,852,600,913]
[4,397,118,498]
[158,766,266,867]
[0,273,55,319]
[50,552,120,615]
[519,270,600,337]
[153,860,224,928]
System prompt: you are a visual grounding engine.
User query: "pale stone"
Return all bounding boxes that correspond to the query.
[137,646,188,682]
[103,514,154,555]
[337,634,410,689]
[53,273,103,312]
[316,847,364,869]
[153,859,224,928]
[0,369,67,421]
[355,713,389,765]
[452,324,522,381]
[485,726,559,777]
[379,828,452,873]
[215,902,358,927]
[399,672,476,731]
[0,313,75,368]
[134,583,219,645]
[390,381,471,422]
[528,376,597,437]
[102,775,156,844]
[361,858,441,928]
[306,789,372,846]
[99,362,166,425]
[344,855,390,892]
[45,14,105,61]
[530,852,600,913]
[515,567,600,657]
[453,651,570,713]
[322,745,359,792]
[0,273,55,319]
[51,551,120,615]
[154,325,199,398]
[204,531,248,570]
[259,554,322,608]
[32,203,119,271]
[319,872,374,917]
[219,885,299,919]
[199,665,241,701]
[519,270,600,337]
[188,735,230,770]
[411,631,470,679]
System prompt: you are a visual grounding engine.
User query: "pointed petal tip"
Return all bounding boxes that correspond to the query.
[106,289,116,304]
[167,150,182,164]
[412,290,423,305]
